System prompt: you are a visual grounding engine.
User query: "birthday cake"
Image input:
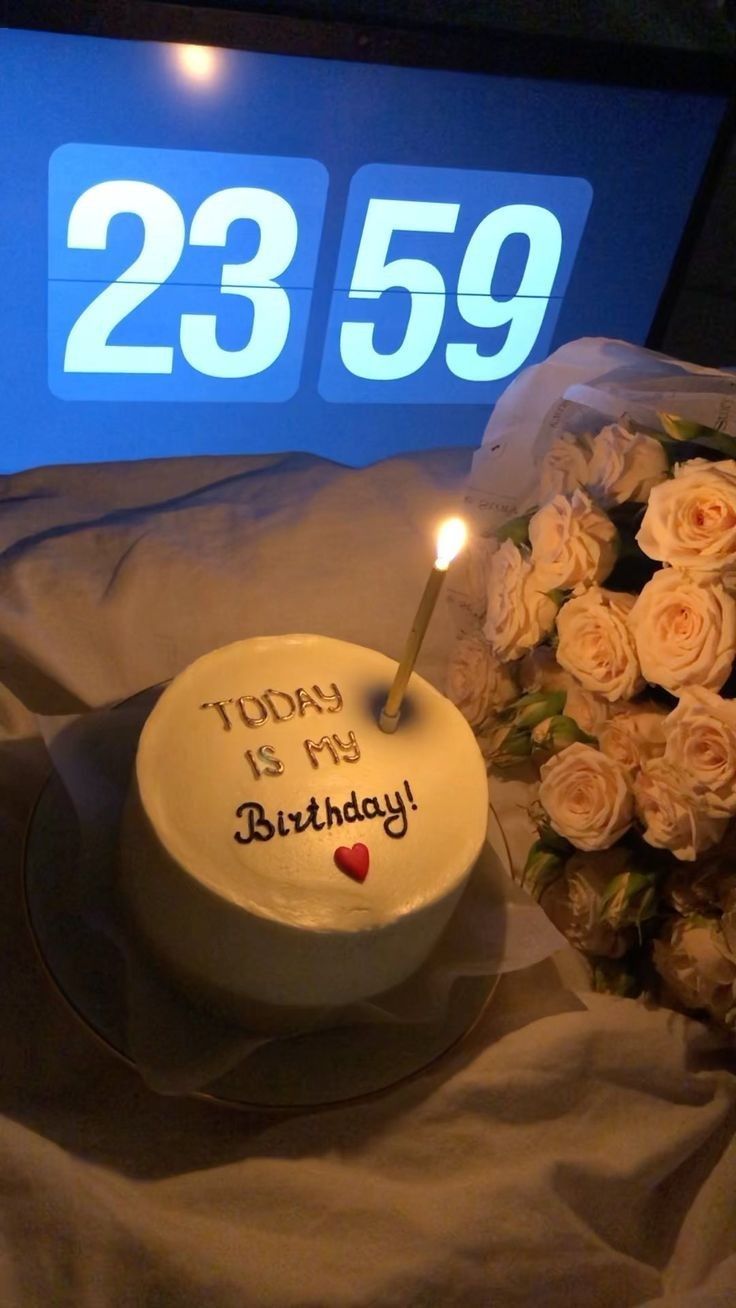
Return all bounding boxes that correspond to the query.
[120,634,488,1027]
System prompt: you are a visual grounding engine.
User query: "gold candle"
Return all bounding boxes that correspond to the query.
[379,516,467,733]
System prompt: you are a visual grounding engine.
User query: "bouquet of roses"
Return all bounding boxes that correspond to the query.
[448,416,736,1031]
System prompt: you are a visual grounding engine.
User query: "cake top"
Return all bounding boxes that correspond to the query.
[135,634,488,931]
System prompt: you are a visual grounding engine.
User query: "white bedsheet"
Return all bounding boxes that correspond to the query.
[1,448,735,1307]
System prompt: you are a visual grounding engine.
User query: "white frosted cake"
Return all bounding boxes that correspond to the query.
[120,634,488,1028]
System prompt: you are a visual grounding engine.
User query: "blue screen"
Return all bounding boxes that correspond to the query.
[0,27,727,471]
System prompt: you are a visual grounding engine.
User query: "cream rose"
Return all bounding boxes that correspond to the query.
[599,702,667,775]
[629,568,736,694]
[584,422,668,506]
[538,432,592,500]
[518,646,610,734]
[528,490,618,591]
[446,635,517,728]
[634,758,727,860]
[519,644,566,693]
[483,540,558,661]
[556,587,644,703]
[653,916,736,1029]
[447,535,497,626]
[637,458,736,574]
[539,847,636,958]
[539,742,633,850]
[663,686,736,816]
[562,682,611,736]
[665,829,736,917]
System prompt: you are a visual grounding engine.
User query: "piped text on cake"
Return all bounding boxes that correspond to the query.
[304,732,360,768]
[234,780,418,843]
[200,683,343,731]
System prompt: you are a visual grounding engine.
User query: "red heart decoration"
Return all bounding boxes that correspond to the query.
[334,843,370,883]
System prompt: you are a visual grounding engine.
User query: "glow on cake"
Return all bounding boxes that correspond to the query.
[119,634,488,1029]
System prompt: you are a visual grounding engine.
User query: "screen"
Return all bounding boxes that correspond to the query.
[0,26,728,471]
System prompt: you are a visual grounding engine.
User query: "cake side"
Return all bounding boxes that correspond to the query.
[121,779,474,1020]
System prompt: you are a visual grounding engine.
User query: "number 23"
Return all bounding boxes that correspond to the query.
[64,180,298,378]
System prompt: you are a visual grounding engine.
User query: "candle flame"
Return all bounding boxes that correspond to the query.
[435,517,467,570]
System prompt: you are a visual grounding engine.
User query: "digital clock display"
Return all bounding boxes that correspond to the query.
[0,27,728,469]
[49,146,590,405]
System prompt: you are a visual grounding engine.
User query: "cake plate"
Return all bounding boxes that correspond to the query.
[23,761,508,1112]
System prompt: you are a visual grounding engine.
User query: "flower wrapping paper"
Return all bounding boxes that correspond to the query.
[447,336,736,1030]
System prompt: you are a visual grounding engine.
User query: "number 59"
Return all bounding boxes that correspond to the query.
[338,197,563,383]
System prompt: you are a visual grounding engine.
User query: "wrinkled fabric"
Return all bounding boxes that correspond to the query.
[1,449,735,1307]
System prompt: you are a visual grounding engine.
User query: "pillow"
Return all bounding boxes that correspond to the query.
[0,448,472,734]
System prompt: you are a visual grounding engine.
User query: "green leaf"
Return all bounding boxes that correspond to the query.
[495,512,533,547]
[658,412,736,459]
[537,825,575,857]
[490,728,533,769]
[599,869,652,910]
[501,689,566,729]
[521,841,564,900]
[533,714,598,754]
[592,956,643,998]
[599,869,661,932]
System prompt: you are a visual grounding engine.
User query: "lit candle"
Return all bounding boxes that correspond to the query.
[379,516,467,733]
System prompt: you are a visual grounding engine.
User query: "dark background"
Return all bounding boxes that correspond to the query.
[141,0,736,369]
